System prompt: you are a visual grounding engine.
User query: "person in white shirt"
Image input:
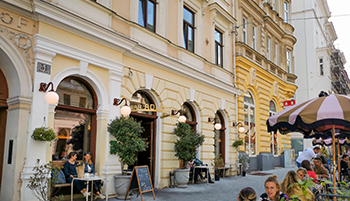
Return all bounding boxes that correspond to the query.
[296,146,321,168]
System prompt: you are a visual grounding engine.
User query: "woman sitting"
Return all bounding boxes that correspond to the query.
[63,151,89,197]
[301,160,318,183]
[83,152,105,199]
[280,170,314,201]
[238,187,257,201]
[259,175,289,201]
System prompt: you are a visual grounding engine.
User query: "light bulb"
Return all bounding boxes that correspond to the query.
[214,123,222,130]
[45,91,59,105]
[178,115,187,123]
[238,126,245,133]
[120,105,131,116]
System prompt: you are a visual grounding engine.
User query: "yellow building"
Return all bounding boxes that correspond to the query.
[234,0,297,169]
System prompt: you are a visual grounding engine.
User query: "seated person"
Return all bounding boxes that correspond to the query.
[320,155,330,172]
[83,152,105,200]
[280,170,314,201]
[63,151,89,197]
[313,157,329,179]
[189,158,214,184]
[259,175,289,201]
[301,160,318,183]
[341,154,350,178]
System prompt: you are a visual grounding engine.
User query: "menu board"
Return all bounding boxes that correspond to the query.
[125,166,155,201]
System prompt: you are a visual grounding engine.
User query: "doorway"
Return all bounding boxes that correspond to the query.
[0,69,8,191]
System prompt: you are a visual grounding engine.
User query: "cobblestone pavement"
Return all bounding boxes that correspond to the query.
[101,167,295,201]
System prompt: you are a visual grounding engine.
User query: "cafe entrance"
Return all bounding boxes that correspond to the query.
[0,69,8,191]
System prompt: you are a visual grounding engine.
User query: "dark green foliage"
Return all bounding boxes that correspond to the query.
[67,122,85,153]
[173,123,204,167]
[232,139,244,148]
[32,127,57,142]
[108,116,147,167]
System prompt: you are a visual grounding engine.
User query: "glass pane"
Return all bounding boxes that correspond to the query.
[244,92,253,104]
[183,7,193,24]
[269,101,276,112]
[182,104,194,122]
[57,78,94,109]
[244,105,249,154]
[183,24,187,49]
[53,110,92,160]
[217,46,222,67]
[130,91,154,115]
[138,0,145,27]
[188,27,193,52]
[147,1,155,31]
[250,107,255,155]
[215,30,221,43]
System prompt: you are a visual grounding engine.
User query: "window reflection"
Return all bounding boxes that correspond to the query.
[130,91,155,115]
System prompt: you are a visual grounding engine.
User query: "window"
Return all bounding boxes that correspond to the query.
[275,42,278,64]
[215,111,226,162]
[287,50,291,73]
[53,77,96,161]
[252,25,257,50]
[284,2,289,23]
[269,101,278,155]
[244,91,256,156]
[138,0,156,32]
[267,37,271,60]
[319,58,324,76]
[183,7,194,52]
[243,17,247,44]
[215,29,223,67]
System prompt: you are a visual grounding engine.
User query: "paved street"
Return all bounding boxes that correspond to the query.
[102,167,295,201]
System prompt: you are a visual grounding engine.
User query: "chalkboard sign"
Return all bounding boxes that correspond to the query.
[125,166,155,201]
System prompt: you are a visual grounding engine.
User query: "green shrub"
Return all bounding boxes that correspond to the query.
[31,127,56,142]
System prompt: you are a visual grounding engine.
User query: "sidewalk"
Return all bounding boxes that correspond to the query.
[103,167,295,201]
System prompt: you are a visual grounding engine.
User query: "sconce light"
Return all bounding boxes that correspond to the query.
[233,122,245,133]
[171,109,187,123]
[39,82,59,105]
[113,98,131,117]
[208,117,222,130]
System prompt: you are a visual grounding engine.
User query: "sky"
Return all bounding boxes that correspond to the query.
[327,0,350,72]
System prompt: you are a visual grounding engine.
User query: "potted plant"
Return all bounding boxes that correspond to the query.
[108,116,147,199]
[173,122,204,188]
[31,127,57,144]
[213,155,224,181]
[238,152,250,176]
[232,139,244,149]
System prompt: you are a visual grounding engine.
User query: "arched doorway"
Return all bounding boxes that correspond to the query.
[129,91,157,182]
[182,102,197,131]
[0,69,8,191]
[215,111,226,163]
[53,77,97,161]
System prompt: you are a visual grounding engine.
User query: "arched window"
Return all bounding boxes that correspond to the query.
[182,102,197,130]
[244,91,256,155]
[269,100,278,155]
[215,111,226,162]
[53,77,97,161]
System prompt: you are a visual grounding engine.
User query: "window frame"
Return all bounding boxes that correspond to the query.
[269,100,278,156]
[287,50,291,73]
[275,42,278,64]
[267,37,271,60]
[284,2,289,23]
[214,29,223,67]
[244,91,256,156]
[319,57,324,76]
[138,0,157,32]
[252,25,257,50]
[243,17,248,44]
[183,6,195,52]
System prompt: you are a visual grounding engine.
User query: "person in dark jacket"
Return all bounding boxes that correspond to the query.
[83,152,105,199]
[189,158,214,184]
[341,154,350,179]
[63,151,89,197]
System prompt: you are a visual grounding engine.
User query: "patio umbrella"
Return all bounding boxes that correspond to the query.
[267,91,350,191]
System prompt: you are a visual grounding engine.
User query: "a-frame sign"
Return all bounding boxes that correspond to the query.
[125,166,156,201]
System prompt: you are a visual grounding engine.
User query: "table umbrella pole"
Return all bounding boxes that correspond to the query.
[332,125,336,195]
[338,142,341,182]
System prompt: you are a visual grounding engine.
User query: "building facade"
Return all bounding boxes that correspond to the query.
[0,0,296,200]
[234,0,297,170]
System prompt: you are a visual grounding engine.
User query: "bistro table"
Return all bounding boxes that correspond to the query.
[71,175,108,201]
[192,165,211,186]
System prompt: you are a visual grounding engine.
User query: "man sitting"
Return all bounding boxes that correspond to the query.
[341,154,350,180]
[313,157,329,179]
[189,158,214,184]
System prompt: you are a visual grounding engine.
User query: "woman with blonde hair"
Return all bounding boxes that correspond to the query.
[83,152,105,199]
[238,187,257,201]
[259,175,289,201]
[280,170,314,201]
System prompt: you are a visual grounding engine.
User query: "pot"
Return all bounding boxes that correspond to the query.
[114,174,131,200]
[174,169,190,188]
[215,174,220,181]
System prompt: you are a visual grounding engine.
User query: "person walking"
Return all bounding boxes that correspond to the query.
[296,146,321,167]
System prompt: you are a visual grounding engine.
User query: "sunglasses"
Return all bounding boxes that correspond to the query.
[84,152,91,155]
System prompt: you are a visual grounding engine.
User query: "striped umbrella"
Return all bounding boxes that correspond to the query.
[266,92,350,191]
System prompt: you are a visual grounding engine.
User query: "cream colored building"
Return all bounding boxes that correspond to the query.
[0,0,246,200]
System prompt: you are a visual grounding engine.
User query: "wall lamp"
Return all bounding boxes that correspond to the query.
[39,82,59,105]
[208,117,222,130]
[113,98,131,117]
[171,109,187,123]
[233,122,245,133]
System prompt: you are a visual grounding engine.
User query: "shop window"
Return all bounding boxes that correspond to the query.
[215,29,223,67]
[138,0,156,32]
[53,77,96,161]
[269,100,278,155]
[214,111,225,162]
[244,91,256,156]
[183,7,194,52]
